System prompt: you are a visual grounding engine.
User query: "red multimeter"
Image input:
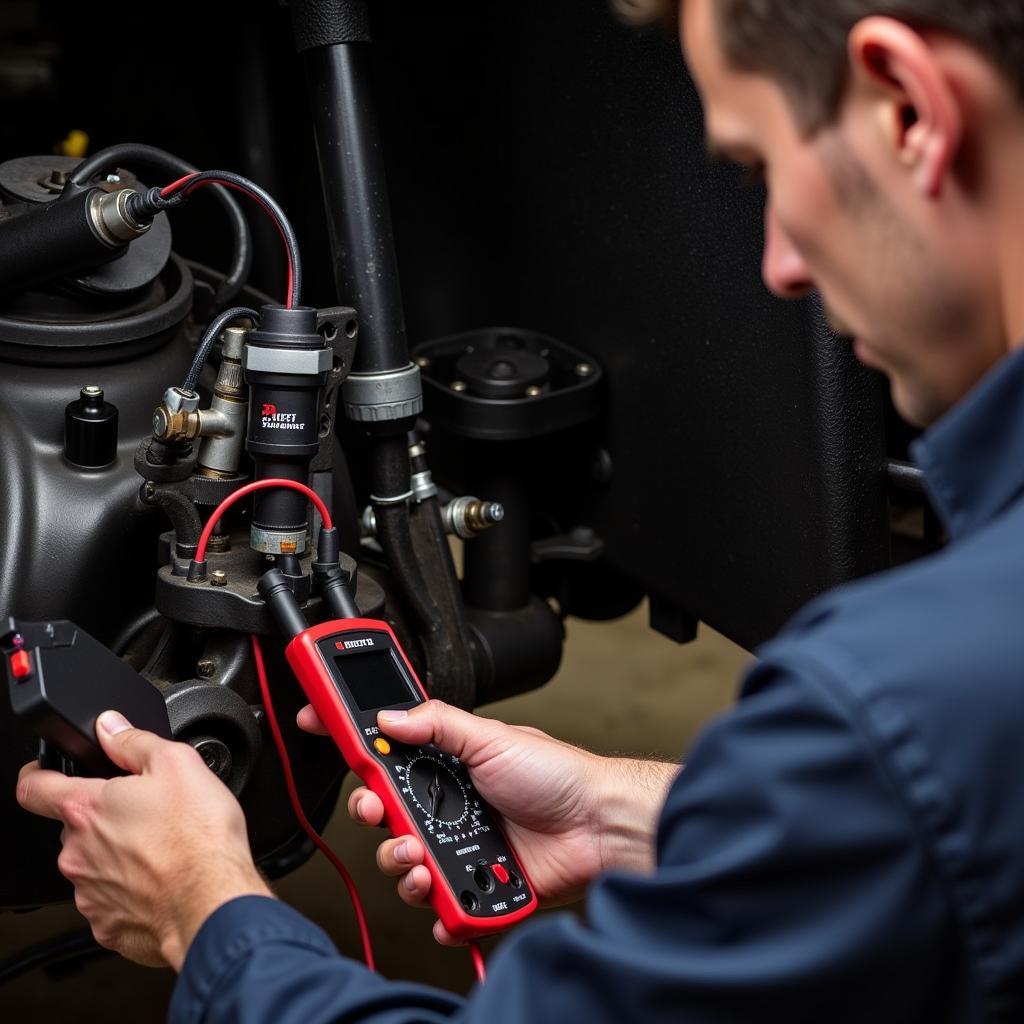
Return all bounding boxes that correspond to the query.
[283,615,538,939]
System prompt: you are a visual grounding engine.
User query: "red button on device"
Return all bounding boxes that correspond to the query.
[9,650,31,679]
[492,863,510,885]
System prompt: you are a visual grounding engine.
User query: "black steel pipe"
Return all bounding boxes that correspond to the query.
[302,41,409,374]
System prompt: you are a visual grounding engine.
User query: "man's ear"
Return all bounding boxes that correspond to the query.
[847,16,962,198]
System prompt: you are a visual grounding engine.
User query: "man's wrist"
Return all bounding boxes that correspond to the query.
[591,756,680,874]
[159,864,274,972]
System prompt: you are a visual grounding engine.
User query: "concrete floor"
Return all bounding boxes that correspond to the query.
[0,604,749,1020]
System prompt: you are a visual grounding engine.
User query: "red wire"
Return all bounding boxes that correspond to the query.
[251,634,376,970]
[195,478,332,562]
[469,940,487,983]
[160,173,295,307]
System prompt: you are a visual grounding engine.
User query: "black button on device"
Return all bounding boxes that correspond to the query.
[460,890,480,912]
[507,870,522,889]
[473,866,495,893]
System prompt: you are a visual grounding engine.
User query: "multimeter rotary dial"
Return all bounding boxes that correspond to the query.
[401,751,475,830]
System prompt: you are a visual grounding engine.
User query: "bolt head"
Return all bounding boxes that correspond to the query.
[210,570,228,587]
[196,658,216,678]
[525,385,543,398]
[575,362,594,377]
[450,380,468,393]
[416,355,431,369]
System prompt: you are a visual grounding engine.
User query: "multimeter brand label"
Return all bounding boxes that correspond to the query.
[336,637,374,650]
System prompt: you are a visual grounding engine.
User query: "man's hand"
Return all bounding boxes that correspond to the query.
[298,699,678,945]
[16,711,272,970]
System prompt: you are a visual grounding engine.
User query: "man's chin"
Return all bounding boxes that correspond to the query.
[852,338,885,371]
[889,379,945,429]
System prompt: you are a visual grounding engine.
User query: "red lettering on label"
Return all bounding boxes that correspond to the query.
[262,403,278,416]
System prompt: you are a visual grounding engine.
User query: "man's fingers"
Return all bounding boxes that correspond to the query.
[375,835,424,877]
[396,865,432,908]
[296,704,330,736]
[377,700,506,764]
[17,762,99,823]
[432,919,465,948]
[96,711,177,775]
[347,787,385,827]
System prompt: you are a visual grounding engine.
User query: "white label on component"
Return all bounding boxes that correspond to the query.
[492,902,508,912]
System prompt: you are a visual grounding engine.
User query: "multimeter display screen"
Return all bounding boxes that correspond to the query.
[334,650,417,711]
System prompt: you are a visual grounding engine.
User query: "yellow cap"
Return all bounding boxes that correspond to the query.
[61,130,90,159]
[373,737,391,756]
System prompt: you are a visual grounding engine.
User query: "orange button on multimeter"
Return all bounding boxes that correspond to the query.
[9,649,31,680]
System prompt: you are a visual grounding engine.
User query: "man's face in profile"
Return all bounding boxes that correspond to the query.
[679,0,1007,427]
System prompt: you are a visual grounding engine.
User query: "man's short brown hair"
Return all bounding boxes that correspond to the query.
[614,0,1024,133]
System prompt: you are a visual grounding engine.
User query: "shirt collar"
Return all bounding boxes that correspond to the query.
[912,346,1024,541]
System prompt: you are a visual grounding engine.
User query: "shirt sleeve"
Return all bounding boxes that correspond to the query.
[171,656,965,1024]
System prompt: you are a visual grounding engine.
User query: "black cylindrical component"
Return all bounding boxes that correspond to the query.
[66,143,253,309]
[316,566,361,620]
[64,386,119,469]
[302,40,408,374]
[462,444,533,611]
[465,599,564,705]
[258,569,309,639]
[244,305,330,553]
[0,188,125,296]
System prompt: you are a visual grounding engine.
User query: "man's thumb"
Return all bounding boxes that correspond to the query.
[377,700,504,764]
[96,710,159,774]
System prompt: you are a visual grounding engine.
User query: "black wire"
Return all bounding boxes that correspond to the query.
[162,170,302,308]
[183,306,259,395]
[66,144,252,309]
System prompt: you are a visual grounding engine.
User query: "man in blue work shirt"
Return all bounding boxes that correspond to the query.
[17,0,1024,1019]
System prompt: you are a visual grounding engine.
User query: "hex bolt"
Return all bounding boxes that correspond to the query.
[210,570,228,586]
[196,658,217,679]
[451,380,467,393]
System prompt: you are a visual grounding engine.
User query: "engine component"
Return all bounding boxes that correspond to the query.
[243,304,352,555]
[442,497,505,540]
[64,386,119,469]
[197,325,249,477]
[0,185,150,296]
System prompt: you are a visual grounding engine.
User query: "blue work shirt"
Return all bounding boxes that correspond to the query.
[171,347,1024,1023]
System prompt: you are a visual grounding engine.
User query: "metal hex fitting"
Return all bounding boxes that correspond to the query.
[162,387,200,415]
[342,362,423,423]
[243,346,333,376]
[89,188,151,245]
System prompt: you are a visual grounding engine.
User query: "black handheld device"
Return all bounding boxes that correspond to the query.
[2,617,173,777]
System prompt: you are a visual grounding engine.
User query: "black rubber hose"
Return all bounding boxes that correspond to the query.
[140,485,203,551]
[371,435,439,635]
[67,143,252,309]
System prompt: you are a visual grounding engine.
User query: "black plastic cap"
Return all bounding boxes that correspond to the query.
[315,526,341,566]
[186,559,208,583]
[248,305,321,348]
[64,386,118,469]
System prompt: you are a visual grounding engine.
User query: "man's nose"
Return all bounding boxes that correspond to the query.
[762,204,814,299]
